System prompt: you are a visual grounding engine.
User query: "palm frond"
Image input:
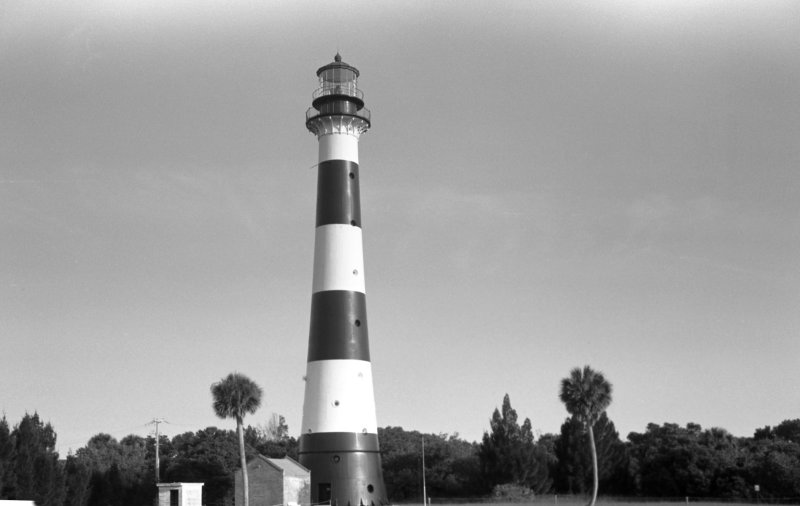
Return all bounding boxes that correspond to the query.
[210,372,263,420]
[559,365,613,426]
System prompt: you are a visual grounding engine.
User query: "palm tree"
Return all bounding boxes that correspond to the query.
[559,366,612,506]
[211,372,263,506]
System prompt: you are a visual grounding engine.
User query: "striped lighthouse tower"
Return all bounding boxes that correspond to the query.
[300,55,389,506]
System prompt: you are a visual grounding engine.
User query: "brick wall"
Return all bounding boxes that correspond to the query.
[235,464,283,506]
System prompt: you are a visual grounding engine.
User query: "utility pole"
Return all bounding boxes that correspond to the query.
[149,418,165,484]
[421,437,427,506]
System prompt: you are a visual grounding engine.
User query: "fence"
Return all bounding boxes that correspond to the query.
[391,496,800,506]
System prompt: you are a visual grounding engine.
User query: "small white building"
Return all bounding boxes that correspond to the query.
[235,456,310,506]
[157,482,204,506]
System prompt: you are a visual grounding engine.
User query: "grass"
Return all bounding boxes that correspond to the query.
[415,500,773,506]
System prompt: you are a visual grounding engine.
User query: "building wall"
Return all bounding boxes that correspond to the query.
[156,484,204,506]
[235,464,284,506]
[284,476,311,506]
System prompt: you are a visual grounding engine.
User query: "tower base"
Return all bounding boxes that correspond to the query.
[299,433,389,506]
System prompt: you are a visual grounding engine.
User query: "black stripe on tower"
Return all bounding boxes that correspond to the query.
[299,432,380,453]
[299,451,388,506]
[308,291,369,362]
[316,160,362,227]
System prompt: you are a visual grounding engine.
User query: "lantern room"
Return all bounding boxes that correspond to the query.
[306,54,371,134]
[311,53,365,111]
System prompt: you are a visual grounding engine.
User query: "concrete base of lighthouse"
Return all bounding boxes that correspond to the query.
[299,433,388,506]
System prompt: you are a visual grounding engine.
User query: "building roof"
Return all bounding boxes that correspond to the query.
[247,455,309,478]
[316,53,360,78]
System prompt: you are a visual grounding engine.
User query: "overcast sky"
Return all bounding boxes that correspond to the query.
[2,0,798,454]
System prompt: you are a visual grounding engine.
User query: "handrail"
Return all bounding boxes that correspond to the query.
[306,107,371,124]
[312,84,364,101]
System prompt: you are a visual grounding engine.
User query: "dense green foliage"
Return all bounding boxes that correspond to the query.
[0,413,66,506]
[244,415,298,461]
[627,422,800,499]
[72,425,293,506]
[479,394,553,494]
[68,433,152,506]
[379,426,482,500]
[1,411,799,505]
[554,413,628,495]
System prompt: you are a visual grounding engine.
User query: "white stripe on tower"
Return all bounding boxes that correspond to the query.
[302,359,378,433]
[319,132,359,164]
[312,223,365,294]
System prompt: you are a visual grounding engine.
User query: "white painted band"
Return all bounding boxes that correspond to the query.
[312,224,366,294]
[301,359,378,434]
[319,133,359,163]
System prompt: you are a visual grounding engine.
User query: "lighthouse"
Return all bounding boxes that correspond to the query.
[299,55,389,506]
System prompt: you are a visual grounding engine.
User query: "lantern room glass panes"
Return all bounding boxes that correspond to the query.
[319,67,359,98]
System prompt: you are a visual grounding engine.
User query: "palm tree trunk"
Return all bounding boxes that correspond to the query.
[587,424,598,506]
[238,415,249,506]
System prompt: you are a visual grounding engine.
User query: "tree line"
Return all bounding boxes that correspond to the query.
[0,411,299,506]
[2,407,798,505]
[381,398,800,502]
